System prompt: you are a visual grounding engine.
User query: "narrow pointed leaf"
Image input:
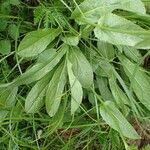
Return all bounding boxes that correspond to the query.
[120,56,150,111]
[13,45,67,86]
[121,46,141,63]
[25,72,53,113]
[46,61,67,117]
[97,77,113,101]
[0,87,18,108]
[109,75,130,116]
[109,75,130,106]
[67,60,83,115]
[100,101,140,139]
[0,86,18,122]
[48,97,67,135]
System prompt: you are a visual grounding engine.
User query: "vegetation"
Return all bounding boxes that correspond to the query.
[0,0,150,149]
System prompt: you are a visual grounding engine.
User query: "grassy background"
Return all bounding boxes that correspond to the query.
[0,0,150,149]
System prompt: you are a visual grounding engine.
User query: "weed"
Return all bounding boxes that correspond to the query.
[0,0,150,149]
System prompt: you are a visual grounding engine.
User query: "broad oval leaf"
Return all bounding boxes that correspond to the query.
[67,59,83,115]
[68,46,93,88]
[8,24,19,40]
[0,40,11,55]
[18,28,61,57]
[119,56,150,111]
[94,13,150,48]
[0,20,7,31]
[72,0,146,24]
[46,61,67,117]
[100,101,140,139]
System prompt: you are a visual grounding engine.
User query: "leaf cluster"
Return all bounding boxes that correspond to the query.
[0,0,150,149]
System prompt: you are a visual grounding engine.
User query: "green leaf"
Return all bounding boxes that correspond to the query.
[119,56,150,111]
[96,60,113,77]
[135,37,150,49]
[47,96,67,135]
[81,25,94,38]
[109,75,130,116]
[112,67,140,116]
[0,86,18,122]
[72,0,146,24]
[96,76,113,101]
[100,101,140,139]
[0,40,11,55]
[0,20,7,31]
[18,28,61,57]
[68,46,93,88]
[94,13,150,48]
[121,46,141,63]
[109,75,130,105]
[13,45,67,86]
[1,2,11,15]
[46,61,67,117]
[9,0,20,5]
[37,48,56,63]
[62,35,79,46]
[67,59,83,115]
[0,87,18,108]
[142,145,150,150]
[88,92,95,106]
[97,41,115,59]
[8,24,19,40]
[84,47,100,72]
[25,72,53,113]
